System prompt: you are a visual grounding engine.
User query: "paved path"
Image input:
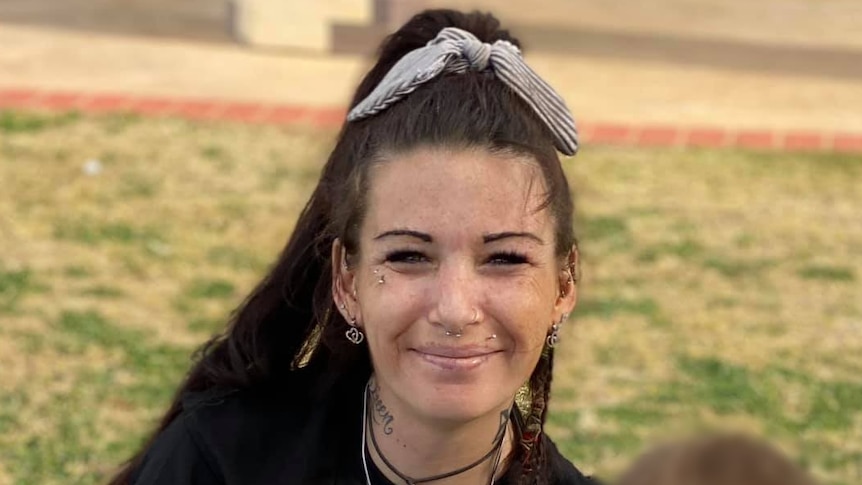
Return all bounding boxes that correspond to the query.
[4,0,861,80]
[5,0,862,51]
[0,0,231,43]
[429,0,862,51]
[1,1,861,152]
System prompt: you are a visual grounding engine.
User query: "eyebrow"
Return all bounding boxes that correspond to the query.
[374,229,433,242]
[373,229,544,245]
[483,232,545,245]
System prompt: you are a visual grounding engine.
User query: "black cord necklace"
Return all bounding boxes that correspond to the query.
[364,384,508,485]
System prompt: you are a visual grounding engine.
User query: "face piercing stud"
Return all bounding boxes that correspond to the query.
[444,328,463,338]
[373,269,385,285]
[487,334,497,341]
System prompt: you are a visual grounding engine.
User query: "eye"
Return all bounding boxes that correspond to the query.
[384,250,430,264]
[486,251,530,266]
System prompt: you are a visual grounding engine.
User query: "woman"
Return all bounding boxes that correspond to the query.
[111,9,594,485]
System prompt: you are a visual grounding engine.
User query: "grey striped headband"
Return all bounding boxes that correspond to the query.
[347,27,579,156]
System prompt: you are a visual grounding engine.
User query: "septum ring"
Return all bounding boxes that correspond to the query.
[443,310,480,338]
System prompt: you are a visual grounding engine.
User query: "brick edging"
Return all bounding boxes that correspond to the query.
[2,88,860,153]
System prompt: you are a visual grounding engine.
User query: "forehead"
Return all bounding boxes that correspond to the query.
[364,147,553,240]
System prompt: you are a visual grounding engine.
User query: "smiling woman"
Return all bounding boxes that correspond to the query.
[335,147,568,429]
[109,8,594,485]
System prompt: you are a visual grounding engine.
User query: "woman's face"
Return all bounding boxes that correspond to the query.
[335,146,576,423]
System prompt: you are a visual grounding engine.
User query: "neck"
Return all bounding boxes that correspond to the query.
[363,377,514,485]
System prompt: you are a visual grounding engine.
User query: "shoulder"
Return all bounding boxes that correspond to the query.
[131,386,318,484]
[130,405,224,484]
[542,435,603,485]
[176,379,364,483]
[182,386,314,473]
[180,386,308,442]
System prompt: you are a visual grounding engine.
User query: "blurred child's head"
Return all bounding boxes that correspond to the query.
[618,433,818,485]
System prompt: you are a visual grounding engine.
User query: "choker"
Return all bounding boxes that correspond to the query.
[360,381,507,485]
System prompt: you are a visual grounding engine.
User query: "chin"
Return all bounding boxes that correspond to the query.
[389,351,521,422]
[416,390,500,423]
[408,377,513,423]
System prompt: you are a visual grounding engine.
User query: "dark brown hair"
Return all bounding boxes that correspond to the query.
[110,9,576,484]
[617,433,819,485]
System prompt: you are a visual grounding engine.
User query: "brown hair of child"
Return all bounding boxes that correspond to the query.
[617,433,819,485]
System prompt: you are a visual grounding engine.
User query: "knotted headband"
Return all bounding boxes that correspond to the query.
[347,27,579,156]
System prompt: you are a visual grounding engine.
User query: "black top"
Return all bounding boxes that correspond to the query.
[129,378,597,485]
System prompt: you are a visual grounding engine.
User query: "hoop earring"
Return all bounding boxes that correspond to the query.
[345,318,365,344]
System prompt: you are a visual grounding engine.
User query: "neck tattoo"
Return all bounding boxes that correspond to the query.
[368,378,395,435]
[360,380,509,485]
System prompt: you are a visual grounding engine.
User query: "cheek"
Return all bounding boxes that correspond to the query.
[359,270,557,347]
[361,279,425,336]
[361,281,430,370]
[484,275,556,348]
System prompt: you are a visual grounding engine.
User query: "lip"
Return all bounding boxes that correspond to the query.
[411,345,501,371]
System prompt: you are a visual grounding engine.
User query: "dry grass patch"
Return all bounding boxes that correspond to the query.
[1,110,860,485]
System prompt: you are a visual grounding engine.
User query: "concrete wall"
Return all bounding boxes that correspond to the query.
[230,0,377,51]
[229,0,439,51]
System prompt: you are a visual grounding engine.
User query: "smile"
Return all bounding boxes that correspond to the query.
[411,346,500,371]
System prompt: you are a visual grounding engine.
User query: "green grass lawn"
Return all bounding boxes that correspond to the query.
[1,110,860,485]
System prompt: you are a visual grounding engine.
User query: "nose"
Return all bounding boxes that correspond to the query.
[427,261,482,335]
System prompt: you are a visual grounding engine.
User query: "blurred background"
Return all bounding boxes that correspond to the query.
[1,1,860,484]
[2,0,862,130]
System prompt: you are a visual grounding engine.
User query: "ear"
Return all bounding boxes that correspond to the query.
[331,239,362,326]
[553,246,579,319]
